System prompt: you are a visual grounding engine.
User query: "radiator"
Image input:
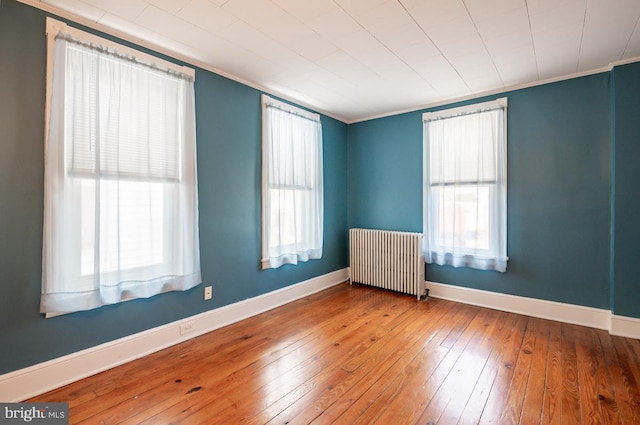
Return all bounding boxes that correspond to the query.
[349,228,425,299]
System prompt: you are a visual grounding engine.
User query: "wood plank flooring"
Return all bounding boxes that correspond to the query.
[29,282,640,424]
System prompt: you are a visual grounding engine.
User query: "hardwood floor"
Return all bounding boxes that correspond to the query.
[30,282,640,424]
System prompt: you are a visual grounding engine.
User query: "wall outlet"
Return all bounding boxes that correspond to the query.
[204,285,212,300]
[179,322,194,335]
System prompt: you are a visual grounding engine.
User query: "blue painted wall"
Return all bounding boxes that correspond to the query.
[0,0,348,374]
[611,62,640,318]
[348,111,424,232]
[349,75,612,310]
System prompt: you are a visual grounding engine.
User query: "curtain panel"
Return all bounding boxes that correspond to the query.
[423,98,508,272]
[42,29,201,314]
[261,95,323,269]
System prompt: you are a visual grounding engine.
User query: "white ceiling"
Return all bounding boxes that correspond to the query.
[27,0,640,122]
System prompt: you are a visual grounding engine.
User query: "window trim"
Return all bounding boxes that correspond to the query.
[422,97,508,271]
[260,94,322,270]
[261,94,320,122]
[422,97,508,122]
[42,18,200,316]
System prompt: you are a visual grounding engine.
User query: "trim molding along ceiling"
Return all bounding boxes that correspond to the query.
[0,269,349,402]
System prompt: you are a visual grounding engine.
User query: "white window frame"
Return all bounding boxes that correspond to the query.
[42,18,200,315]
[261,94,323,269]
[423,97,508,272]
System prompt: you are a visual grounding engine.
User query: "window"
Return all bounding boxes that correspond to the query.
[423,98,508,272]
[41,19,201,314]
[261,95,323,269]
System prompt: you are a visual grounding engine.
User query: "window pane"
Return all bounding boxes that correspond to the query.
[261,95,323,269]
[66,43,181,181]
[80,179,164,276]
[423,98,507,272]
[42,21,201,314]
[268,188,301,249]
[435,185,490,251]
[429,110,499,184]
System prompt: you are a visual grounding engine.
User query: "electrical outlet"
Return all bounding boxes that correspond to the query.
[179,322,194,335]
[204,285,212,300]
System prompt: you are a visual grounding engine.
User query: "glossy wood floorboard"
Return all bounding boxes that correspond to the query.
[30,282,640,424]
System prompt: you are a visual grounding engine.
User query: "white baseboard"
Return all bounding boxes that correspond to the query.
[0,268,349,402]
[610,314,640,339]
[426,281,640,339]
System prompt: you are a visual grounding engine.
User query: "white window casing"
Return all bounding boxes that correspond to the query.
[423,98,508,272]
[42,18,201,315]
[261,95,323,269]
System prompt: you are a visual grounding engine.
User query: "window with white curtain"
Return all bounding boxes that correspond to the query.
[41,19,201,314]
[261,95,323,269]
[423,98,508,272]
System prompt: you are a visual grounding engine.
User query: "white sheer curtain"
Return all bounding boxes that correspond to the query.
[423,98,507,272]
[42,31,201,314]
[261,95,323,269]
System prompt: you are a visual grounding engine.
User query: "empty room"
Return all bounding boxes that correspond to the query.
[1,0,640,423]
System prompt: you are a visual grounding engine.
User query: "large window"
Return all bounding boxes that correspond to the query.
[41,19,201,314]
[261,95,323,269]
[423,98,508,272]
